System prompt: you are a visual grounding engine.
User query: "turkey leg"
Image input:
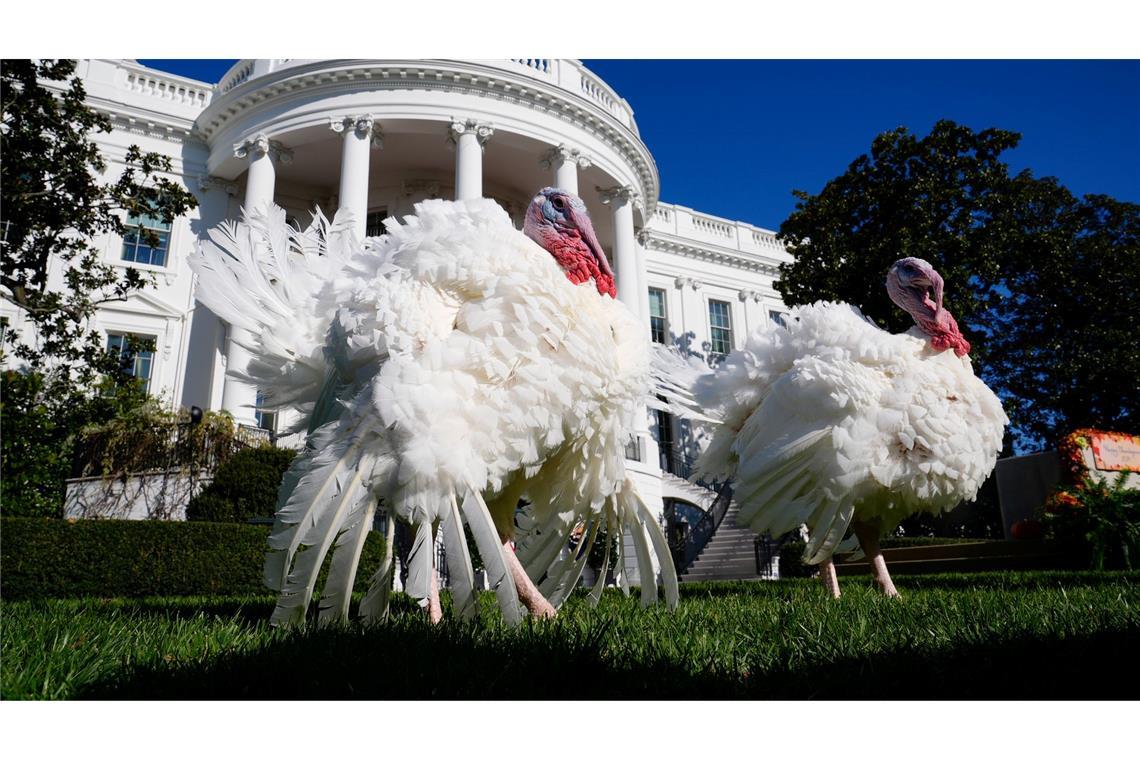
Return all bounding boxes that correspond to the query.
[819,558,842,599]
[426,566,444,624]
[852,520,900,597]
[502,536,557,619]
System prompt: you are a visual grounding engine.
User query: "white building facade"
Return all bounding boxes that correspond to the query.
[5,58,793,578]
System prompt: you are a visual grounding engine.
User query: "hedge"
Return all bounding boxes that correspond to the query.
[0,517,387,601]
[186,446,296,523]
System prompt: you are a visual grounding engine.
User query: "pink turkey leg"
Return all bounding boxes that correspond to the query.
[852,520,900,597]
[501,535,556,619]
[819,558,842,599]
[427,566,443,624]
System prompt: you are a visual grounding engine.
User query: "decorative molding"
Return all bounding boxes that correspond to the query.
[597,185,641,209]
[329,114,384,148]
[401,179,442,198]
[197,175,239,196]
[233,133,293,165]
[539,144,591,171]
[674,276,702,290]
[194,62,659,216]
[447,119,494,150]
[738,288,763,302]
[645,232,782,277]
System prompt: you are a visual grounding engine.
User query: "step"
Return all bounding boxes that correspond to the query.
[834,552,1079,576]
[834,540,1069,565]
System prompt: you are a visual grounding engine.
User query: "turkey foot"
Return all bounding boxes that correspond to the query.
[852,520,900,597]
[502,537,557,619]
[819,558,842,599]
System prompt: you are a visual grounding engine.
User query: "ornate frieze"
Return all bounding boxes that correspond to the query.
[329,114,384,148]
[197,175,239,195]
[539,144,591,170]
[597,185,641,211]
[233,134,293,165]
[447,119,494,149]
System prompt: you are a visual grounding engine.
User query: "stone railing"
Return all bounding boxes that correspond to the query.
[120,63,213,109]
[646,202,792,262]
[215,58,640,134]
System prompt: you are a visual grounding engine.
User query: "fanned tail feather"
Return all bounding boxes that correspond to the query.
[440,491,477,619]
[359,512,397,622]
[461,486,522,625]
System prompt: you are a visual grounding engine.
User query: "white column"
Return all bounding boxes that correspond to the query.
[182,176,238,412]
[539,144,591,195]
[449,119,494,201]
[223,134,291,426]
[330,114,382,240]
[599,186,641,319]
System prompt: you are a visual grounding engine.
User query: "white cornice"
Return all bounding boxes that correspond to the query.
[197,60,659,215]
[642,231,785,276]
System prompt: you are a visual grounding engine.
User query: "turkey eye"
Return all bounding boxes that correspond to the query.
[552,197,565,210]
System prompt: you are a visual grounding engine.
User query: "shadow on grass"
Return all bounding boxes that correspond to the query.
[74,617,1138,700]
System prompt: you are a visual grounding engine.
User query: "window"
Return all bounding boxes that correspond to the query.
[365,208,389,238]
[769,310,788,328]
[255,390,277,433]
[648,287,668,344]
[708,299,733,356]
[121,210,171,267]
[107,333,156,393]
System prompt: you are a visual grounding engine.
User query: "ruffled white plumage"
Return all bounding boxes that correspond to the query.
[190,198,675,625]
[692,300,1008,564]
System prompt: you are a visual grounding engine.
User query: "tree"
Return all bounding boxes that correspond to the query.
[776,120,1139,452]
[1,59,198,517]
[1,59,197,385]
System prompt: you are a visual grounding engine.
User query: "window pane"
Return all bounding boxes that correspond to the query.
[770,311,788,327]
[709,300,733,355]
[122,211,171,267]
[107,333,155,393]
[648,287,667,344]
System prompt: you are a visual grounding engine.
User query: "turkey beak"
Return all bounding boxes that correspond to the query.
[568,206,614,279]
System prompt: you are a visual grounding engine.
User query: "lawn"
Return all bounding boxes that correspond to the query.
[3,571,1137,699]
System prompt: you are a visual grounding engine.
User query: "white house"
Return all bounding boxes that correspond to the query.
[4,59,793,580]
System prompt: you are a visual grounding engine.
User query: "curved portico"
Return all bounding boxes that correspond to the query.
[194,59,661,455]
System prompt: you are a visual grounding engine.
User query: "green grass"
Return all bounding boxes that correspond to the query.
[3,571,1137,699]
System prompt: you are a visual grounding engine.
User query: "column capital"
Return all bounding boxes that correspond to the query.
[329,114,384,148]
[233,133,292,165]
[675,276,702,291]
[448,118,494,149]
[597,185,640,209]
[636,228,652,246]
[738,288,763,302]
[197,175,239,196]
[539,144,591,171]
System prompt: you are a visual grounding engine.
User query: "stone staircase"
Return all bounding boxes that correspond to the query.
[680,501,773,582]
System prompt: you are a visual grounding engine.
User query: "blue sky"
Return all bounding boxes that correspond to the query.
[140,59,1139,229]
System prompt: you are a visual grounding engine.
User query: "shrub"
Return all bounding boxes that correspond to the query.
[1045,473,1140,570]
[778,540,815,578]
[186,447,296,523]
[0,517,387,600]
[0,370,147,518]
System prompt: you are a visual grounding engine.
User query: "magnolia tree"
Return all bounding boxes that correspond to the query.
[1,59,198,516]
[776,120,1140,454]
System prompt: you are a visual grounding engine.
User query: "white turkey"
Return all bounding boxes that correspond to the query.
[684,258,1007,597]
[189,188,677,626]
